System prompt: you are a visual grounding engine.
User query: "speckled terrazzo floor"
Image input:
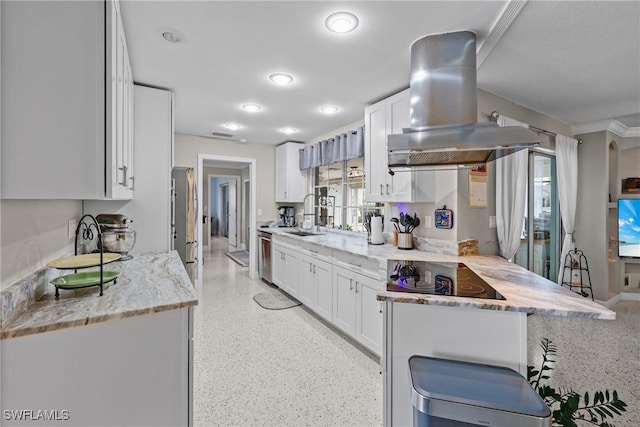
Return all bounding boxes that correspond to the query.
[193,237,383,427]
[528,300,640,425]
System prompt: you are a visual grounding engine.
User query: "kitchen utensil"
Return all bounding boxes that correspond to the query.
[400,213,407,232]
[96,214,132,230]
[390,217,400,232]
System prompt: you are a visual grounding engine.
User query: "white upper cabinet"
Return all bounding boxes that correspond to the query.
[364,89,435,203]
[275,142,307,203]
[1,0,134,200]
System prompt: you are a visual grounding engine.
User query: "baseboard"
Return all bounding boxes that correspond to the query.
[620,292,640,301]
[602,292,640,307]
[601,293,622,307]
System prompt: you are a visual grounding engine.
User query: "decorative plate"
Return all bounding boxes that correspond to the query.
[47,253,121,270]
[51,271,119,289]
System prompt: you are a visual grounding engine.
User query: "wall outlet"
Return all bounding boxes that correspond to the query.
[68,219,78,240]
[257,208,263,217]
[425,216,432,229]
[489,216,497,228]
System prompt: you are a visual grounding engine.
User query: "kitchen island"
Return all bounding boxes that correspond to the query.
[262,228,614,426]
[1,251,197,427]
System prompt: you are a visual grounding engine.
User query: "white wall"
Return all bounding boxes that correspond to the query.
[620,144,640,179]
[174,134,276,222]
[0,200,82,290]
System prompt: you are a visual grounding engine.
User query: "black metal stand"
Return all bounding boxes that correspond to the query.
[53,214,106,299]
[560,248,593,301]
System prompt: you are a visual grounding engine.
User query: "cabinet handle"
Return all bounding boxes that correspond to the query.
[355,281,359,293]
[313,265,316,274]
[119,165,128,186]
[379,303,383,314]
[386,184,390,195]
[348,261,362,267]
[129,176,135,190]
[349,279,354,291]
[284,191,287,199]
[309,263,312,273]
[309,249,318,254]
[380,184,383,194]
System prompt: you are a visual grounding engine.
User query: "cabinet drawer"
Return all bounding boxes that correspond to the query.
[299,241,332,261]
[333,251,383,279]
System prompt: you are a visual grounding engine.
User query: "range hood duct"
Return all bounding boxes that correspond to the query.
[388,31,540,168]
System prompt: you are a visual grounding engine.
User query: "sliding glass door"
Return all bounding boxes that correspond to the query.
[514,152,561,280]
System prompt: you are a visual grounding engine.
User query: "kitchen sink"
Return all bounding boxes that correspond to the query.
[286,230,321,237]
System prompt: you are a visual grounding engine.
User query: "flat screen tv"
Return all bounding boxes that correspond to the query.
[618,198,640,258]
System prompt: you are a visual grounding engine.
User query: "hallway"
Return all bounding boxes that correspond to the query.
[193,237,383,426]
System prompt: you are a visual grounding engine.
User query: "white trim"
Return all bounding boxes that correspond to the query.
[620,292,640,302]
[601,292,640,307]
[197,154,257,285]
[572,119,640,139]
[600,293,622,308]
[476,0,528,68]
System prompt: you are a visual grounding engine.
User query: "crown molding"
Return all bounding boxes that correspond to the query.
[477,0,528,68]
[572,120,640,138]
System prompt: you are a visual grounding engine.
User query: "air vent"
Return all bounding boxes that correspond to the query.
[211,131,234,138]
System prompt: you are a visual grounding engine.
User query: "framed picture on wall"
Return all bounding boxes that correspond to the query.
[469,163,488,208]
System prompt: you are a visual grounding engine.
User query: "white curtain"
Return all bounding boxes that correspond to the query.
[496,115,529,261]
[555,134,579,284]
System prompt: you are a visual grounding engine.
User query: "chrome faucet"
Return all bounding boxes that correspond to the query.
[302,193,320,232]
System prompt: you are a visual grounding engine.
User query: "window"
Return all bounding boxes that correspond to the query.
[312,157,383,232]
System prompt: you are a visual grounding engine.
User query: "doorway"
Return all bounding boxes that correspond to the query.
[198,155,257,283]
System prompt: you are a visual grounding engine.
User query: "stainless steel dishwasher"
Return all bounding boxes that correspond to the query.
[258,229,272,284]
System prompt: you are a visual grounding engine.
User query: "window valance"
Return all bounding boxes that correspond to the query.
[299,126,364,170]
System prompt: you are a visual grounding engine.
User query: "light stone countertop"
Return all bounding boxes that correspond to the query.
[264,227,615,320]
[1,251,198,339]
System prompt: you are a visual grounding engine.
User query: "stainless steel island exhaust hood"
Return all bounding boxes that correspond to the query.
[388,31,540,169]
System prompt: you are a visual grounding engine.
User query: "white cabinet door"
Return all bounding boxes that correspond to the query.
[386,91,413,202]
[275,142,306,203]
[283,248,300,298]
[299,255,315,307]
[363,88,435,204]
[364,100,387,202]
[314,258,333,322]
[1,1,134,200]
[332,266,356,336]
[272,244,286,288]
[355,274,384,355]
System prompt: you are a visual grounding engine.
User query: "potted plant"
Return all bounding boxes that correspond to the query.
[528,338,628,426]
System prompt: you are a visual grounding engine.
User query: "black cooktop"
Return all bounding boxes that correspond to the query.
[386,260,505,300]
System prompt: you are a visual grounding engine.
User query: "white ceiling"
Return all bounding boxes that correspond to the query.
[121,1,640,145]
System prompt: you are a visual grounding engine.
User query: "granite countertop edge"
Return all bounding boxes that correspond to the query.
[1,251,198,340]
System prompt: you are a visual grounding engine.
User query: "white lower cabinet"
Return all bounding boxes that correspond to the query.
[333,265,384,355]
[272,241,300,298]
[1,308,192,426]
[273,236,382,356]
[300,254,333,322]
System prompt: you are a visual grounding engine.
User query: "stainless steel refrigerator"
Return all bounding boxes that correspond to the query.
[172,167,197,283]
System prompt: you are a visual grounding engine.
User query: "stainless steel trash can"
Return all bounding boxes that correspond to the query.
[409,356,551,427]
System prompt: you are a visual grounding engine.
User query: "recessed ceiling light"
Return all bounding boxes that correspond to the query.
[325,12,359,33]
[224,123,241,131]
[280,127,297,134]
[320,105,339,114]
[269,73,294,85]
[242,103,262,113]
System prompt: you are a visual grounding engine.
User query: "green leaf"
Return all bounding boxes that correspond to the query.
[584,391,589,406]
